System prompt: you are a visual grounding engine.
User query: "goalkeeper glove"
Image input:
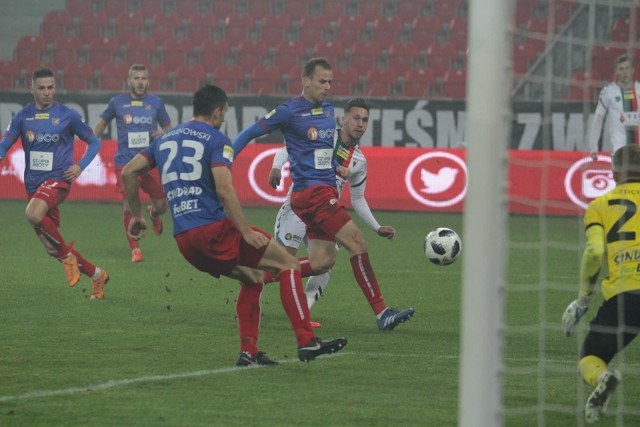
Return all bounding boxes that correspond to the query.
[561,298,590,337]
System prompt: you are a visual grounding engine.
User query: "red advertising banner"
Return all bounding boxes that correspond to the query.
[0,141,611,216]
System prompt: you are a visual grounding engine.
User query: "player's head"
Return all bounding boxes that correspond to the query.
[128,64,149,98]
[614,54,634,87]
[193,84,228,129]
[341,98,370,145]
[302,57,332,104]
[31,67,56,109]
[612,145,640,183]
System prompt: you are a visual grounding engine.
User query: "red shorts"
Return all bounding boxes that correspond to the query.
[115,165,165,200]
[174,218,270,278]
[290,184,352,241]
[28,179,71,228]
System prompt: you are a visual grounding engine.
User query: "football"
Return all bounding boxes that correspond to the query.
[424,227,462,265]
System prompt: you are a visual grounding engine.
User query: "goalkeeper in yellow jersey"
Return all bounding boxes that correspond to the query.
[562,144,640,424]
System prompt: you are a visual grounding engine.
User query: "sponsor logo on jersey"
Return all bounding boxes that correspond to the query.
[35,113,49,120]
[36,133,60,143]
[405,151,468,208]
[265,108,276,119]
[123,114,153,125]
[613,250,640,266]
[52,118,60,126]
[311,108,323,115]
[223,145,234,161]
[131,101,143,107]
[308,128,319,140]
[124,114,133,124]
[25,131,35,143]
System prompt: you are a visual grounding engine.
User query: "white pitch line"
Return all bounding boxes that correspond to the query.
[0,352,350,404]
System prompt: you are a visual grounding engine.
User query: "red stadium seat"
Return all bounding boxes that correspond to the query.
[150,11,183,45]
[330,80,351,96]
[320,0,345,21]
[332,64,359,87]
[147,62,169,91]
[336,14,367,31]
[261,26,285,46]
[349,40,382,70]
[442,69,467,98]
[87,37,121,69]
[373,15,404,43]
[99,62,129,91]
[358,1,381,20]
[238,37,269,69]
[199,38,231,71]
[262,13,292,31]
[366,81,390,97]
[15,35,46,68]
[124,37,156,65]
[284,1,308,19]
[224,26,248,45]
[113,11,145,41]
[431,0,458,21]
[0,60,21,89]
[250,63,281,94]
[275,39,305,72]
[426,41,457,75]
[103,0,127,16]
[174,63,206,92]
[61,61,93,90]
[162,37,192,71]
[312,40,344,65]
[366,67,397,84]
[388,40,419,74]
[186,13,214,40]
[41,10,73,40]
[567,70,598,101]
[212,62,244,93]
[51,36,84,69]
[403,67,435,98]
[77,10,109,41]
[297,15,329,45]
[396,1,422,21]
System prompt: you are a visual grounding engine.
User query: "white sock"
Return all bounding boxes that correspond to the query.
[91,268,102,281]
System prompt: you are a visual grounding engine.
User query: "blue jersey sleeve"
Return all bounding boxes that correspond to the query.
[78,134,101,170]
[100,96,117,122]
[157,100,171,128]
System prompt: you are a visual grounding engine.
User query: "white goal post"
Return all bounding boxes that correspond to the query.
[459,0,513,426]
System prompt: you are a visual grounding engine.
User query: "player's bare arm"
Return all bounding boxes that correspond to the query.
[336,165,350,179]
[213,165,269,249]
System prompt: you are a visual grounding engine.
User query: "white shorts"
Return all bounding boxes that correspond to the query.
[274,197,307,251]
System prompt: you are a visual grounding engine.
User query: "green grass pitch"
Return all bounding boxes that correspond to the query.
[0,200,638,426]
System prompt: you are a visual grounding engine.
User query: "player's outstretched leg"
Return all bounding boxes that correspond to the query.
[377,307,416,331]
[297,337,348,362]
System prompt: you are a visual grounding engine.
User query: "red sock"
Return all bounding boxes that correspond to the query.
[264,257,314,283]
[123,209,139,250]
[71,248,97,277]
[237,282,263,355]
[350,253,386,315]
[34,217,69,258]
[278,269,314,346]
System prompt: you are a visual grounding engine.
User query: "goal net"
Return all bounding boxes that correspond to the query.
[463,0,640,425]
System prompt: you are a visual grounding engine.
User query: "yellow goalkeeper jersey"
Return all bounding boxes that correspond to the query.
[585,180,640,300]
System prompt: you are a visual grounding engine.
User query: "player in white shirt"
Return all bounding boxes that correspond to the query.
[589,54,640,160]
[268,98,396,327]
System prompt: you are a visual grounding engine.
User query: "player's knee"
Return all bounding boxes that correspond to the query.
[310,256,335,274]
[25,210,44,225]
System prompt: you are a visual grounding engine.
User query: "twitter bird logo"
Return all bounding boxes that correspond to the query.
[420,166,459,194]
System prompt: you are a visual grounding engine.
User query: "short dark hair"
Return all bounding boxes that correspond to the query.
[344,98,370,113]
[613,145,640,179]
[32,67,54,81]
[614,54,633,68]
[193,84,228,117]
[302,57,332,79]
[129,64,148,78]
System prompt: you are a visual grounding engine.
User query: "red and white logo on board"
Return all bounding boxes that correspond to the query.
[248,147,292,204]
[564,154,613,209]
[405,151,468,207]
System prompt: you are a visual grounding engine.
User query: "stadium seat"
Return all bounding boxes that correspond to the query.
[431,0,458,21]
[312,40,344,65]
[174,63,205,92]
[51,35,84,69]
[260,26,285,46]
[246,0,270,16]
[138,0,163,16]
[284,1,308,19]
[333,63,358,87]
[147,62,169,91]
[66,0,93,13]
[403,68,435,98]
[212,62,244,93]
[366,67,397,84]
[87,36,121,69]
[15,35,46,68]
[250,63,281,94]
[238,36,269,69]
[388,40,419,74]
[103,0,127,16]
[150,11,183,45]
[358,1,381,21]
[442,69,467,98]
[366,81,390,97]
[262,12,292,31]
[350,40,382,70]
[186,12,214,40]
[211,0,234,17]
[77,10,109,40]
[330,80,351,96]
[41,10,73,40]
[297,15,329,45]
[124,37,156,65]
[113,11,145,41]
[224,25,248,45]
[426,41,457,75]
[274,39,305,72]
[0,60,21,89]
[198,38,231,71]
[567,70,598,101]
[162,37,192,71]
[61,61,93,90]
[99,62,129,91]
[396,0,422,21]
[373,15,404,43]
